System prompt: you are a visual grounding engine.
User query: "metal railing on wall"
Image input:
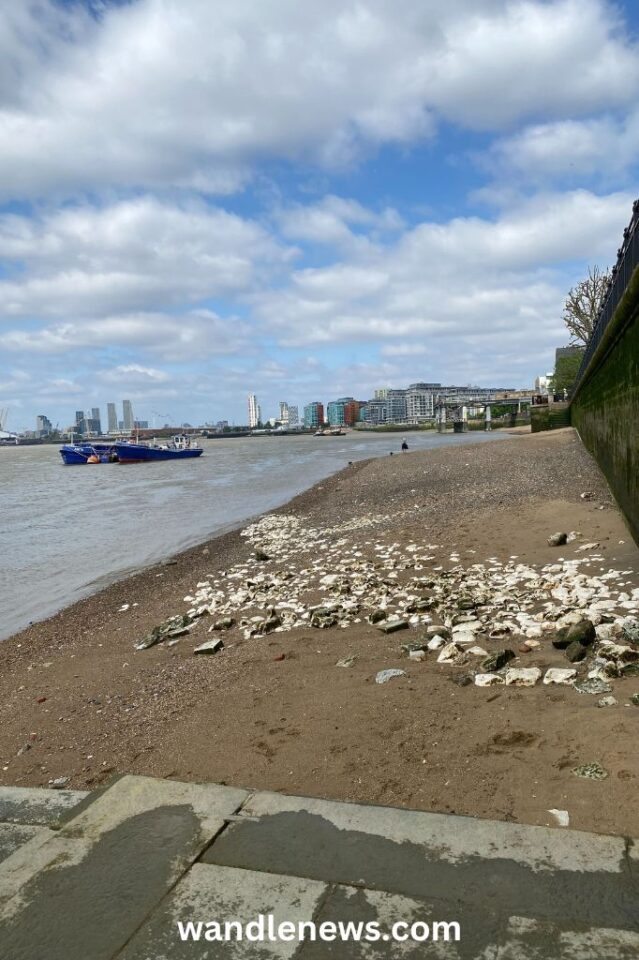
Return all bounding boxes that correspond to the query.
[572,198,639,395]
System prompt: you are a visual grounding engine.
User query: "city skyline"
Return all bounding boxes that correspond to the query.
[2,1,639,431]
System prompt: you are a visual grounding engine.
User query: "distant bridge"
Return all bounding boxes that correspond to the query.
[433,396,532,432]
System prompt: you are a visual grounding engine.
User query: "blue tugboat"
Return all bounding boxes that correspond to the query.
[114,435,203,463]
[59,443,118,465]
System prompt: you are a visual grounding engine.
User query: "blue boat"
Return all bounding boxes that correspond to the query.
[60,443,118,465]
[114,435,203,463]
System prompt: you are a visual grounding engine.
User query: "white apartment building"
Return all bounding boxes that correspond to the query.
[248,393,260,428]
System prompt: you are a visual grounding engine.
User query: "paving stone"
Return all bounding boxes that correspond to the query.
[119,863,327,959]
[301,883,498,960]
[0,824,45,866]
[0,775,248,960]
[0,786,88,826]
[495,916,639,959]
[203,792,636,933]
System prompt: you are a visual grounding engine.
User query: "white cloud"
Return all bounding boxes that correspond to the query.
[1,0,637,197]
[2,309,252,360]
[256,189,633,364]
[489,112,639,182]
[0,197,292,319]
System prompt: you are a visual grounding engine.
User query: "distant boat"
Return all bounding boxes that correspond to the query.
[114,435,203,463]
[60,443,118,465]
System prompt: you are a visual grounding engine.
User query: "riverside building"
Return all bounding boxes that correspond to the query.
[303,402,324,429]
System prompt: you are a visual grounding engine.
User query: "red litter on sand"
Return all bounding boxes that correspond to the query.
[273,653,286,662]
[36,697,47,704]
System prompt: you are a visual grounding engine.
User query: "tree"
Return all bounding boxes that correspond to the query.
[563,265,610,345]
[549,349,585,396]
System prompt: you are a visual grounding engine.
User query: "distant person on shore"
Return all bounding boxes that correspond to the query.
[401,439,409,452]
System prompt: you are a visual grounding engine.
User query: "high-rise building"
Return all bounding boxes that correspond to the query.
[279,401,289,425]
[303,402,324,428]
[74,410,86,435]
[35,415,52,437]
[91,407,102,434]
[248,394,260,428]
[122,399,134,431]
[107,402,118,433]
[288,405,299,426]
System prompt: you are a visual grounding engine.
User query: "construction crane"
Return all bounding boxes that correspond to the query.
[151,410,172,428]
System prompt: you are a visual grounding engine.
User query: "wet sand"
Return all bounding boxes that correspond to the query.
[2,428,638,837]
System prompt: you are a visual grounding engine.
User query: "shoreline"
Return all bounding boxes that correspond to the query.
[2,428,638,837]
[2,427,519,642]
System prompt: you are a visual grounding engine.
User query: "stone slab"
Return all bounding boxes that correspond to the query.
[0,775,248,960]
[0,824,44,867]
[301,883,494,960]
[0,786,88,826]
[119,863,327,959]
[495,916,639,959]
[203,792,637,932]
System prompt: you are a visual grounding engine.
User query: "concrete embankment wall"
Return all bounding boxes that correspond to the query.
[571,267,639,542]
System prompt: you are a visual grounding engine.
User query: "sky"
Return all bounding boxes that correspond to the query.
[1,0,639,430]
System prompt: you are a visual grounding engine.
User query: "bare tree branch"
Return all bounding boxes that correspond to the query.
[563,265,611,346]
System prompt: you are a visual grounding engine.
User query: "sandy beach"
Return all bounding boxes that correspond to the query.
[2,427,638,837]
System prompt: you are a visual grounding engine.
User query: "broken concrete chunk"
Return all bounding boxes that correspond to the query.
[193,638,224,655]
[376,619,409,634]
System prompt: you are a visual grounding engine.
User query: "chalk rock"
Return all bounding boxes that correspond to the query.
[437,642,468,665]
[375,669,406,685]
[543,668,577,685]
[427,635,447,651]
[474,673,504,686]
[597,696,617,707]
[504,667,542,686]
[548,809,570,827]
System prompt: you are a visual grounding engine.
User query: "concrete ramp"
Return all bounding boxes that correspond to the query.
[0,777,636,958]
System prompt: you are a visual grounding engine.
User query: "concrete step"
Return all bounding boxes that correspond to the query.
[0,777,636,958]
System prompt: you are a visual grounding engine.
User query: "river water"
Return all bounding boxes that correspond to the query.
[0,430,511,640]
